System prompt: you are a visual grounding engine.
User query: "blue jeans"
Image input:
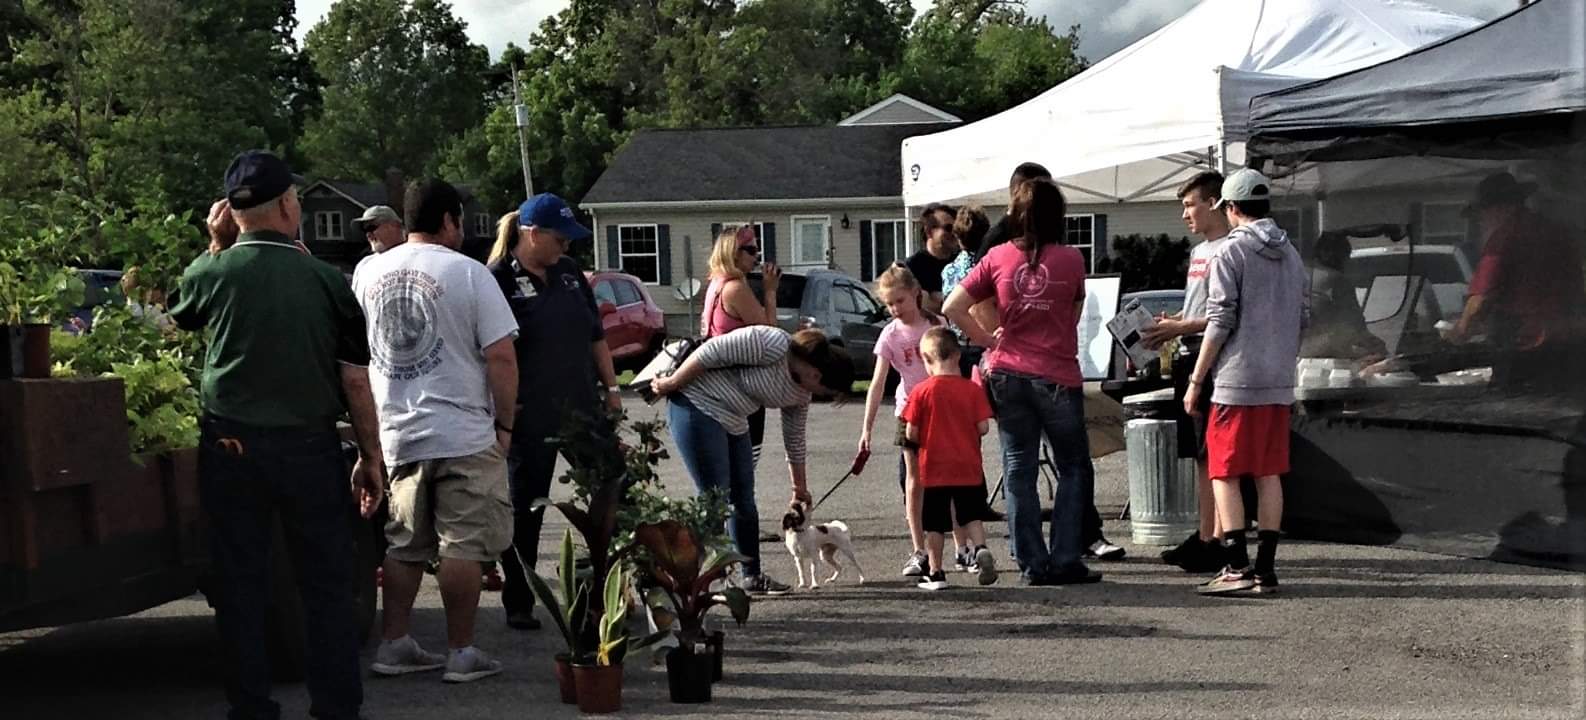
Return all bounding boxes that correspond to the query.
[198,416,362,720]
[985,372,1095,579]
[668,395,761,576]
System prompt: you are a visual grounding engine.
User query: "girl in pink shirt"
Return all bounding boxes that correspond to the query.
[860,265,964,577]
[944,178,1102,586]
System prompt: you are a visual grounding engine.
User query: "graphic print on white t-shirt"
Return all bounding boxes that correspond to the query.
[368,268,447,381]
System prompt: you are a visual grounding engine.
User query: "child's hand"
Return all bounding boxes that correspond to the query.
[857,431,871,455]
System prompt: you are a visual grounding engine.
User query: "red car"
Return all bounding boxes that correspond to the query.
[587,270,667,370]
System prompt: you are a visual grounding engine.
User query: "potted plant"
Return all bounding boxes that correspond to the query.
[526,529,589,705]
[634,520,751,703]
[0,262,84,378]
[570,563,651,714]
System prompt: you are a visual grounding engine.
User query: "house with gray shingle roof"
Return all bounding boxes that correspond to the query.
[298,174,499,270]
[581,95,964,332]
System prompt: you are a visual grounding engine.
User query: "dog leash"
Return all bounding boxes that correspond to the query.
[811,449,870,513]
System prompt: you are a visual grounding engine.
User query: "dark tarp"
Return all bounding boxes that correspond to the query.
[1247,0,1586,164]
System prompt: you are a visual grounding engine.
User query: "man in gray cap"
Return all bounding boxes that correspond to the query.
[354,205,404,254]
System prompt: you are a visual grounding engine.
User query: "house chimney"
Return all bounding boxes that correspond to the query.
[384,168,405,219]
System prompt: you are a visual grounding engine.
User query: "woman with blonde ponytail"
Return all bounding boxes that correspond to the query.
[485,194,627,630]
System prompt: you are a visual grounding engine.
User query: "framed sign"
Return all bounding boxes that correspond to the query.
[1079,274,1122,381]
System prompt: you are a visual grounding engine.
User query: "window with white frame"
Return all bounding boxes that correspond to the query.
[617,224,660,284]
[475,212,491,237]
[1421,202,1468,245]
[1065,214,1096,271]
[315,211,344,241]
[870,219,906,278]
[791,216,830,267]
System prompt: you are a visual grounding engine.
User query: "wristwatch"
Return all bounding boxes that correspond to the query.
[605,385,620,396]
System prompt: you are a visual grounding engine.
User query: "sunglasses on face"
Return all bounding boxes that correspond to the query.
[738,245,760,256]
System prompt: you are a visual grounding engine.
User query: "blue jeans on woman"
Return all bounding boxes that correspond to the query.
[985,371,1096,580]
[668,394,762,576]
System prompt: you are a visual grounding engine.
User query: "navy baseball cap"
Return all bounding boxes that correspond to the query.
[518,193,591,241]
[223,150,305,209]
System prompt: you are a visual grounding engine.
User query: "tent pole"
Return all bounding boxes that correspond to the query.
[1217,141,1229,173]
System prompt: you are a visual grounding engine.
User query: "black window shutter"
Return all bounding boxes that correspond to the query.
[710,223,722,245]
[1093,214,1109,273]
[606,225,620,271]
[762,223,777,264]
[859,220,874,281]
[658,224,672,285]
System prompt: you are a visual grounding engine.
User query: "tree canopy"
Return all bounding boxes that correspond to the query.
[1,0,1088,219]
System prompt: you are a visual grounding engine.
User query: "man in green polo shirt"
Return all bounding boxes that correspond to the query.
[171,150,383,720]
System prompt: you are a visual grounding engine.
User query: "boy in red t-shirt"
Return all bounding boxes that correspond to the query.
[902,328,999,590]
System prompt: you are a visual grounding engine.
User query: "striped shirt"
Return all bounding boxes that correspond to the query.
[677,326,812,464]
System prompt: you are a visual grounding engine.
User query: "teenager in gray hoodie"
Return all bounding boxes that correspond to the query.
[1183,169,1308,596]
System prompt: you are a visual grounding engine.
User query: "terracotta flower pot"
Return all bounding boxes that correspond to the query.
[665,646,713,703]
[572,662,623,714]
[553,654,577,705]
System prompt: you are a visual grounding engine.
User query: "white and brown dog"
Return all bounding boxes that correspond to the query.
[781,501,865,589]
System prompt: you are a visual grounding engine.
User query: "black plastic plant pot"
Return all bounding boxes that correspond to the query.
[708,630,725,682]
[665,647,714,703]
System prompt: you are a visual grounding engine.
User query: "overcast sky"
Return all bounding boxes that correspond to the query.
[293,0,1518,62]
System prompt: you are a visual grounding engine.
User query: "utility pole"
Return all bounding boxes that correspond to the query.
[511,64,535,198]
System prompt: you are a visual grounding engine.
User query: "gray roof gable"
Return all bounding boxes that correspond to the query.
[582,123,957,205]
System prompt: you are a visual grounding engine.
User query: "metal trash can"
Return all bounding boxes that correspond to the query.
[1123,389,1198,546]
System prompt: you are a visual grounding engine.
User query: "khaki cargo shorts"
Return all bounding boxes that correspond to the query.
[385,445,513,563]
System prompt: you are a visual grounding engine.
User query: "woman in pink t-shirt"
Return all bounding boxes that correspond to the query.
[944,178,1100,586]
[700,226,781,465]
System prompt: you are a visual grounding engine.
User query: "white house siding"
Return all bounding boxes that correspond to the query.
[593,203,907,335]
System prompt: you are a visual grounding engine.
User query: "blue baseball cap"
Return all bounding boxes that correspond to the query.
[518,193,591,241]
[223,150,305,209]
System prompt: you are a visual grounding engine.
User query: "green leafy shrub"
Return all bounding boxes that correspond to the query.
[53,304,203,456]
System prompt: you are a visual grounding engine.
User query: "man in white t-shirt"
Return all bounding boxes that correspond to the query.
[352,179,521,684]
[1141,170,1230,573]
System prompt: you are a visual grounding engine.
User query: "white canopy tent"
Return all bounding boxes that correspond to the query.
[900,0,1479,209]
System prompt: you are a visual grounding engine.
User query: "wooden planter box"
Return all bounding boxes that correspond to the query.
[0,378,205,631]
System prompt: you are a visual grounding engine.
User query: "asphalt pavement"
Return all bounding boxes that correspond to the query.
[3,394,1583,719]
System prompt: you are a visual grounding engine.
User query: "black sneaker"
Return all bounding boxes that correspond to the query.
[742,574,792,596]
[953,546,973,572]
[1160,532,1201,565]
[1165,536,1226,573]
[917,571,950,591]
[1253,571,1280,595]
[505,610,541,631]
[1049,566,1104,585]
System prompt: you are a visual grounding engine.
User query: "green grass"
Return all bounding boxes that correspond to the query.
[852,380,870,393]
[617,369,636,385]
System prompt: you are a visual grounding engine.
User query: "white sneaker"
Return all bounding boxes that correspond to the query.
[1086,539,1127,561]
[442,646,504,683]
[973,546,998,586]
[370,635,447,676]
